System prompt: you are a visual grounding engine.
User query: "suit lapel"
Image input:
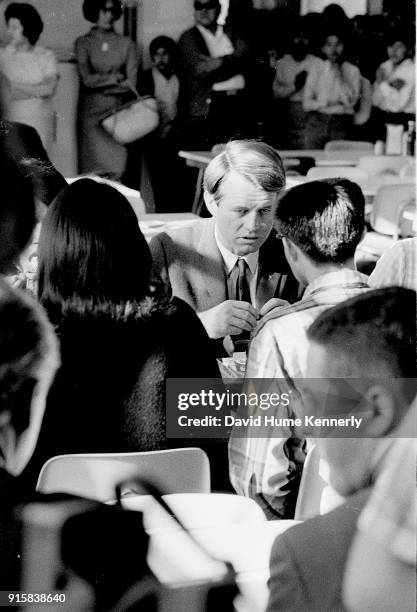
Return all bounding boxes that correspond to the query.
[193,219,227,309]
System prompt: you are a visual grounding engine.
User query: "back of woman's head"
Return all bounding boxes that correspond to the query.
[38,179,153,318]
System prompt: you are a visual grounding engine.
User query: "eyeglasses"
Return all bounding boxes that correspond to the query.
[194,1,219,11]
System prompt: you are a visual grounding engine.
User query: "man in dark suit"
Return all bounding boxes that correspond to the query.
[150,140,299,354]
[177,0,249,149]
[267,287,416,612]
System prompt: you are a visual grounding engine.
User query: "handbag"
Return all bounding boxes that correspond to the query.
[101,84,160,145]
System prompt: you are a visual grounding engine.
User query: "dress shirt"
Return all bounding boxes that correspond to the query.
[369,238,417,291]
[373,58,416,114]
[152,68,179,137]
[273,54,320,103]
[196,24,245,92]
[229,268,369,518]
[214,225,259,307]
[303,58,361,114]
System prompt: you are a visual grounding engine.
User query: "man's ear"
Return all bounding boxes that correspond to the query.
[282,237,299,262]
[204,190,218,218]
[360,385,396,437]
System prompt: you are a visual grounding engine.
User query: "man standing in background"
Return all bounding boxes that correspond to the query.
[177,0,249,149]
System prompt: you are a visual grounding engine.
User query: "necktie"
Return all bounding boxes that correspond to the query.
[230,258,251,349]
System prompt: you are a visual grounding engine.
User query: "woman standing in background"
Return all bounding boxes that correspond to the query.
[75,0,138,180]
[0,3,59,152]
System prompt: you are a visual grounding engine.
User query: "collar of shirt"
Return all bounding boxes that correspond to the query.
[303,268,369,299]
[196,24,234,57]
[214,225,259,275]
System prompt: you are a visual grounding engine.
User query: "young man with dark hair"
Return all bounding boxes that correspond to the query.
[229,178,368,519]
[267,287,416,612]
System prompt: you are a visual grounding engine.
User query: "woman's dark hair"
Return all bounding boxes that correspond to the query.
[0,155,36,273]
[38,178,160,321]
[4,3,44,45]
[82,0,122,24]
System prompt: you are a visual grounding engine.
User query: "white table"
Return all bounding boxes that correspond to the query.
[139,213,200,242]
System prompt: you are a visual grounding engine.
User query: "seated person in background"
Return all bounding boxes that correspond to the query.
[343,403,416,612]
[303,30,361,149]
[229,179,368,519]
[23,178,227,490]
[372,32,415,139]
[139,36,183,213]
[369,237,417,291]
[272,19,320,149]
[0,279,59,589]
[149,140,300,356]
[267,287,416,612]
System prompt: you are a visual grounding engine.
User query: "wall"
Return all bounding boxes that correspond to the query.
[300,0,367,17]
[0,0,194,64]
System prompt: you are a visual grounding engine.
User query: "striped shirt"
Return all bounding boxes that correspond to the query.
[228,269,369,519]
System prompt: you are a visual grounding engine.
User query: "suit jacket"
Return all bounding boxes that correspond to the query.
[149,218,300,315]
[177,25,249,120]
[267,489,371,612]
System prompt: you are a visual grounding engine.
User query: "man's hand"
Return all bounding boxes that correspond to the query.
[196,55,223,74]
[258,298,289,319]
[389,78,406,91]
[198,300,258,339]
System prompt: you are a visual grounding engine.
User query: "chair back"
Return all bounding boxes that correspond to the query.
[306,166,369,182]
[294,444,344,521]
[358,155,414,177]
[370,183,416,238]
[324,140,373,152]
[36,449,211,501]
[400,159,416,178]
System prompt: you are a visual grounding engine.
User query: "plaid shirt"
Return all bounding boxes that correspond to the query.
[369,238,417,292]
[229,269,369,519]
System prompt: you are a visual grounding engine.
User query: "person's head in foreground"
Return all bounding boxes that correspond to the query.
[0,281,58,476]
[275,178,365,288]
[38,178,160,323]
[203,140,285,256]
[149,36,177,78]
[305,286,416,497]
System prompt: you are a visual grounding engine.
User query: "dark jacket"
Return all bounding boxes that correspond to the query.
[23,297,221,488]
[267,489,371,612]
[177,26,249,120]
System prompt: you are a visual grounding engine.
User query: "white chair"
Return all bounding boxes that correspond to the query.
[36,448,211,501]
[357,155,414,177]
[294,444,345,521]
[356,183,416,267]
[324,140,373,153]
[400,159,416,178]
[306,166,369,182]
